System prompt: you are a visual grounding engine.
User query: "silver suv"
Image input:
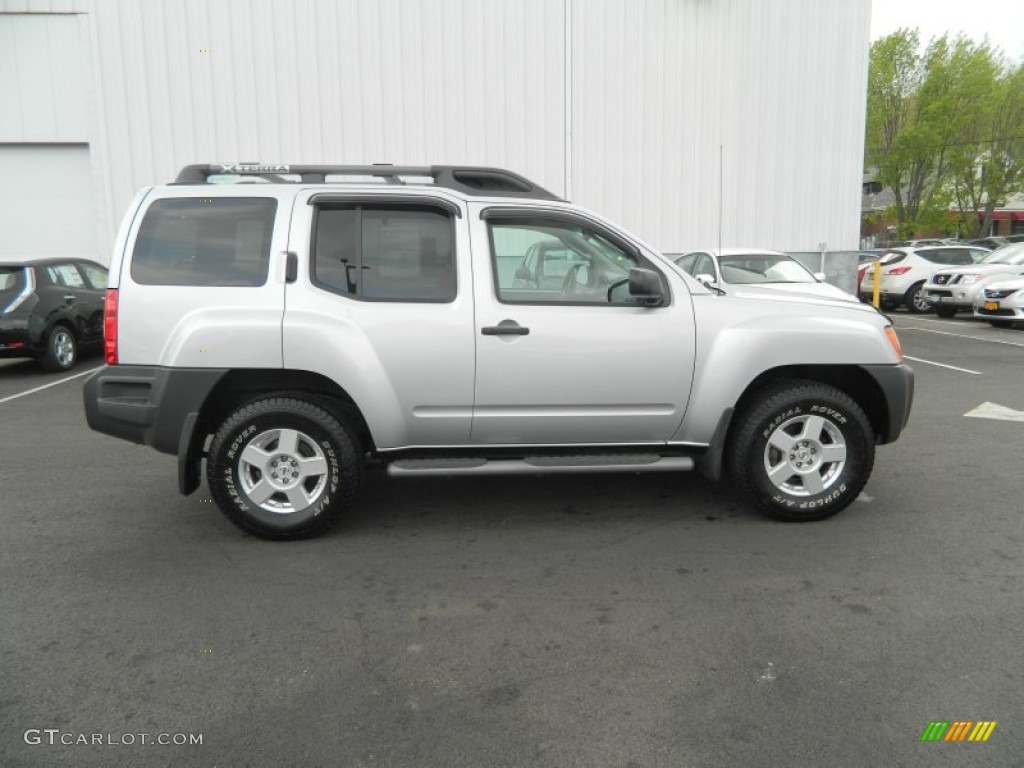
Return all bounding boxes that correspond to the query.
[84,164,913,539]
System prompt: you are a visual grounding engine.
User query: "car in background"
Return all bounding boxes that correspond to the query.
[974,277,1024,328]
[0,258,108,371]
[856,245,989,312]
[669,249,857,302]
[967,236,1010,250]
[922,243,1024,317]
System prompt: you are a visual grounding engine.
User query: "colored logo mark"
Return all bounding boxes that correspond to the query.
[920,721,997,742]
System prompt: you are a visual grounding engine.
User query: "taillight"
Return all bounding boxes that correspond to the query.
[886,266,913,275]
[103,288,118,364]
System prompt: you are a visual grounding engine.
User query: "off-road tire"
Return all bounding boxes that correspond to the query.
[727,380,874,522]
[207,396,362,539]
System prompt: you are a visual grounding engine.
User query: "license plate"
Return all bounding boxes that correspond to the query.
[984,301,1000,311]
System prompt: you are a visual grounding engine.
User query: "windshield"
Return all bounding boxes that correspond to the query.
[980,244,1024,265]
[718,254,816,284]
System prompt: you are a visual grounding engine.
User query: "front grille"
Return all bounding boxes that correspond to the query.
[928,290,953,298]
[933,274,952,285]
[978,307,1016,316]
[984,288,1017,299]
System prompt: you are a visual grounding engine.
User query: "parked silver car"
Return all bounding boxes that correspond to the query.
[974,277,1024,328]
[923,243,1024,318]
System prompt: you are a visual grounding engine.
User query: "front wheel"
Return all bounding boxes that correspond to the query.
[207,396,363,539]
[726,381,875,522]
[934,306,957,318]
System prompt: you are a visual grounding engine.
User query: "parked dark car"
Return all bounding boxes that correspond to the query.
[0,258,108,371]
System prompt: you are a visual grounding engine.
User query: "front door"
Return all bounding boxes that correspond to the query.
[469,205,695,445]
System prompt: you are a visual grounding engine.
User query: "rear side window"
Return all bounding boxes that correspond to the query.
[131,198,277,286]
[0,267,26,294]
[312,205,455,302]
[47,263,87,288]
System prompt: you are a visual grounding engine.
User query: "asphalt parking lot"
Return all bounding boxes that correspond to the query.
[1,314,1022,768]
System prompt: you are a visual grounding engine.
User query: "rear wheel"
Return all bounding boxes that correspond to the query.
[727,381,874,522]
[40,325,77,371]
[207,396,362,539]
[904,281,931,313]
[934,306,957,318]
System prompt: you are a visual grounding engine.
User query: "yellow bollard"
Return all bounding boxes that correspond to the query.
[872,260,881,308]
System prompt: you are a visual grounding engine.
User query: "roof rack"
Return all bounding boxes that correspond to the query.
[173,164,563,201]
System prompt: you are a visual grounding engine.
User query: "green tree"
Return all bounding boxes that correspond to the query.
[864,31,1023,236]
[947,61,1024,236]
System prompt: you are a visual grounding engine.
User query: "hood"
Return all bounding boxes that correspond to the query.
[984,276,1024,292]
[933,262,1021,275]
[728,282,861,304]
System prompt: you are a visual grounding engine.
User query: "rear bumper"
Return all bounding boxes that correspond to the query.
[860,363,914,444]
[0,316,36,356]
[83,365,227,455]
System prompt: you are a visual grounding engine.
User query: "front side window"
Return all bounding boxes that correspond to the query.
[131,198,277,286]
[489,217,643,304]
[313,205,455,302]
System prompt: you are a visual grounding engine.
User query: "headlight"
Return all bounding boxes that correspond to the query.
[961,274,982,284]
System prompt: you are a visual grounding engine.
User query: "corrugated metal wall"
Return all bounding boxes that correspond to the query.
[5,0,870,256]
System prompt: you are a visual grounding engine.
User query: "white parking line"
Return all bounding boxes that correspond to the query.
[896,316,982,328]
[898,326,1024,348]
[0,366,101,405]
[903,355,982,375]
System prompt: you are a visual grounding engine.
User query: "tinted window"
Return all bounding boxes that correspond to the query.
[489,217,643,304]
[313,205,455,302]
[80,263,108,290]
[131,198,276,286]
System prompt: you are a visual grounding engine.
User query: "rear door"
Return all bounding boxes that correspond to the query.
[41,262,97,343]
[283,191,476,448]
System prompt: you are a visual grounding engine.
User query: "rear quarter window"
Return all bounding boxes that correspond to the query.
[131,198,277,286]
[0,267,25,293]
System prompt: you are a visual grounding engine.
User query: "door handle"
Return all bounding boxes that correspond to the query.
[63,295,76,302]
[481,321,530,336]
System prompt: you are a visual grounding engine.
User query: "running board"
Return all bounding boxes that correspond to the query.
[386,455,694,477]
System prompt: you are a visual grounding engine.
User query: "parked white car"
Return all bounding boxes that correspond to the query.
[670,249,857,302]
[922,243,1024,317]
[857,246,989,312]
[973,276,1024,328]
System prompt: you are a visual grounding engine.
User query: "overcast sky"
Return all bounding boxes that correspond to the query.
[871,0,1024,61]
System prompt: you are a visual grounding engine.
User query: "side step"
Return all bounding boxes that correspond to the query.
[386,454,694,477]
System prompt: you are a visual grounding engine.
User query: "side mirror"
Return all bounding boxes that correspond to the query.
[694,273,717,288]
[628,268,665,306]
[514,266,533,281]
[813,272,826,282]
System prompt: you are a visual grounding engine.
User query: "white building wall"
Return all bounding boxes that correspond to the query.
[3,0,870,258]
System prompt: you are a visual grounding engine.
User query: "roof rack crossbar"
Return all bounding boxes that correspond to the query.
[173,164,563,201]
